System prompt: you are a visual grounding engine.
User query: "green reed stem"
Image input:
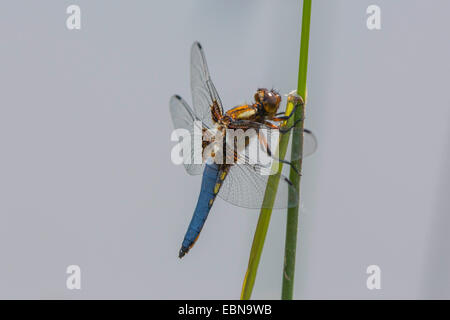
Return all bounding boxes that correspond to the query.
[282,0,311,300]
[240,0,312,300]
[240,98,298,300]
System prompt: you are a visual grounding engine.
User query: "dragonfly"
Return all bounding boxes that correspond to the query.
[170,42,317,258]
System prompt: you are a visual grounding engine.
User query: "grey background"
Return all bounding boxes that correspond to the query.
[0,0,449,299]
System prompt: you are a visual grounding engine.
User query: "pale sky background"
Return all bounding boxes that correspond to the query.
[0,0,449,299]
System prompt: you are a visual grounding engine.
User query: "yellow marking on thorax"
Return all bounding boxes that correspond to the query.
[227,105,257,121]
[235,109,257,120]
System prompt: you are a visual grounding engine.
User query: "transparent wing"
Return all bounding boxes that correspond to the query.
[225,122,317,162]
[282,127,318,160]
[219,163,298,209]
[215,136,297,209]
[303,129,318,157]
[216,127,317,209]
[190,42,224,128]
[169,94,207,176]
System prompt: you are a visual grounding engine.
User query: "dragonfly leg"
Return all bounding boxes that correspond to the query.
[282,174,295,187]
[257,132,302,176]
[274,92,304,118]
[272,103,299,122]
[263,117,304,134]
[279,158,301,176]
[270,93,305,133]
[278,117,305,133]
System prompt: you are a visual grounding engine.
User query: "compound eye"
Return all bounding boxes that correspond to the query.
[276,94,281,105]
[255,88,268,103]
[264,92,277,105]
[254,92,261,103]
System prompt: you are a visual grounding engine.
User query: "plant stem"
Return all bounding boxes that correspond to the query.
[240,98,297,300]
[282,0,312,300]
[240,0,312,300]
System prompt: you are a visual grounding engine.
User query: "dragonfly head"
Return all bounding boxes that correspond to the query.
[254,88,281,115]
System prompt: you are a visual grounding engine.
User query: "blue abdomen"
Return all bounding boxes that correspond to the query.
[179,162,221,258]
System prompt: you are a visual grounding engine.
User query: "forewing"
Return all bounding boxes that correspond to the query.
[302,129,318,158]
[190,42,224,128]
[265,127,318,161]
[169,94,206,175]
